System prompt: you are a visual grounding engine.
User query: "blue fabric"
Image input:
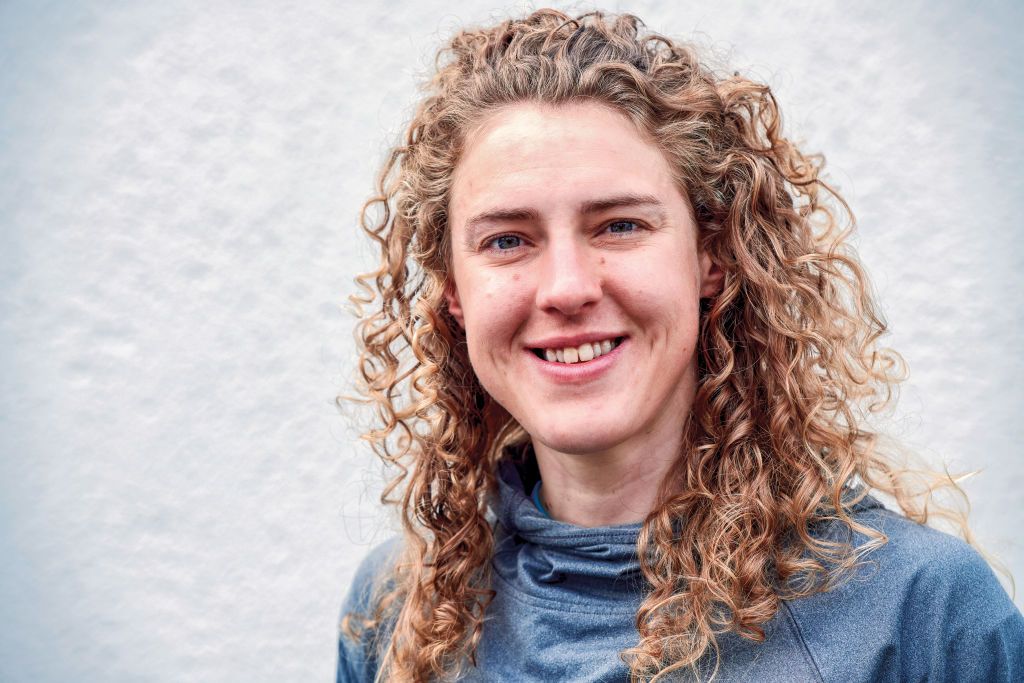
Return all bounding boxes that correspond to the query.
[338,459,1024,681]
[530,480,551,518]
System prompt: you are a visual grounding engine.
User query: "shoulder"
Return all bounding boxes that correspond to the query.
[337,536,404,683]
[849,504,1012,624]
[784,502,1024,682]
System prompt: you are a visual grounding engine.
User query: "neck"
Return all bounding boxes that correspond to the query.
[531,422,685,527]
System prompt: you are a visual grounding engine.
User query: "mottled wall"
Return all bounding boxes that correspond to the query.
[1,1,1020,681]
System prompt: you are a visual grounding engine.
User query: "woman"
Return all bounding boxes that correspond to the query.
[337,9,1023,682]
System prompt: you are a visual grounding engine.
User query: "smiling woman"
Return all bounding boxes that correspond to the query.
[337,9,1023,683]
[445,102,720,527]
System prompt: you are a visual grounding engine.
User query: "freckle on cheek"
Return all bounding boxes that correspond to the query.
[513,273,520,281]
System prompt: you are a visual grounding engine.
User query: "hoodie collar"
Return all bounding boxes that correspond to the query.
[489,454,885,605]
[492,458,645,599]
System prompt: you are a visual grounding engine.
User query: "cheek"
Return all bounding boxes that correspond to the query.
[608,259,704,368]
[460,272,532,367]
[613,258,700,324]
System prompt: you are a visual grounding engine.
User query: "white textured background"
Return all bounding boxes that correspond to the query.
[1,1,1021,681]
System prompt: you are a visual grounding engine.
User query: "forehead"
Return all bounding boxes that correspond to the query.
[449,102,683,225]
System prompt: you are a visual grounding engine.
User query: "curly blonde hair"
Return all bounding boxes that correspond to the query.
[342,9,974,682]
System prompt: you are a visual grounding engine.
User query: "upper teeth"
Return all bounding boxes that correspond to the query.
[542,338,618,364]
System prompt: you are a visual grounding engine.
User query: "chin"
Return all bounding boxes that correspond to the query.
[525,417,632,456]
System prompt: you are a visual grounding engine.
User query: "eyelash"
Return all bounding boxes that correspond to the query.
[482,220,644,253]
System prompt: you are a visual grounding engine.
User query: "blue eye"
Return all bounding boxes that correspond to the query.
[607,220,638,234]
[489,234,522,250]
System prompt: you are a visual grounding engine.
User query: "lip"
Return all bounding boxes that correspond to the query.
[526,337,627,383]
[525,332,626,350]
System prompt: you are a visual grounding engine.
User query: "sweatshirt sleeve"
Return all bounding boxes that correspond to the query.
[337,538,402,683]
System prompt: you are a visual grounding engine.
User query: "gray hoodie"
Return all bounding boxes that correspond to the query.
[338,459,1024,681]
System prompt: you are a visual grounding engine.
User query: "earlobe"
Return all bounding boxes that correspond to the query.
[444,282,466,328]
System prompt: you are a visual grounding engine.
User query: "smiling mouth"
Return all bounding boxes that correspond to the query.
[531,337,625,364]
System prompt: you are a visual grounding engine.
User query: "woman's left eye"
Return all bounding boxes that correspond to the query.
[606,220,640,235]
[487,234,522,250]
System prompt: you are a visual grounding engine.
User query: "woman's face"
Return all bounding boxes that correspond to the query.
[446,102,720,457]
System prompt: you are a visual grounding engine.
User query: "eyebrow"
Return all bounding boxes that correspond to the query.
[462,193,668,249]
[579,193,665,217]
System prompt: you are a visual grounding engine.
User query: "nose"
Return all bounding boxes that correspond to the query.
[535,238,602,316]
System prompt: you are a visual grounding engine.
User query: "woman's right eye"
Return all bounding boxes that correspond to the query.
[487,234,522,251]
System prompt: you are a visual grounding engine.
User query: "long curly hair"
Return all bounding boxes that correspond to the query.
[342,9,975,682]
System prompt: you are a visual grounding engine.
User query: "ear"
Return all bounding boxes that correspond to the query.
[698,251,724,299]
[444,280,466,328]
